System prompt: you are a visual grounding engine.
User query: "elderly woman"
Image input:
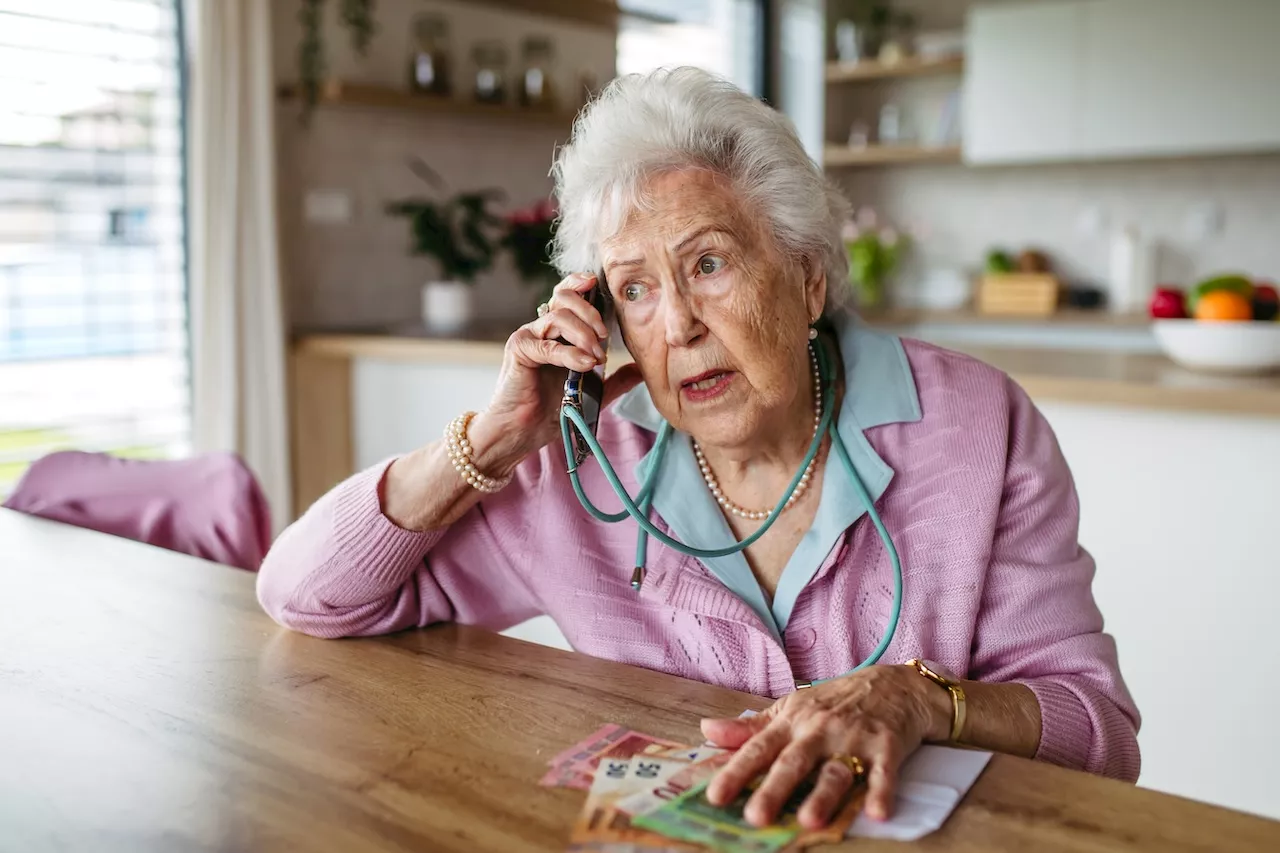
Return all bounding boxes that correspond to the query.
[258,67,1139,829]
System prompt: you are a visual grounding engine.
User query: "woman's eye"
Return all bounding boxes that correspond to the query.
[622,282,646,302]
[698,255,726,276]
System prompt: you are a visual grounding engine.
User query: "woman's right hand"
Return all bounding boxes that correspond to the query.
[469,272,638,477]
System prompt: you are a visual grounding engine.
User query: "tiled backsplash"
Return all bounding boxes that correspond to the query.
[272,0,615,330]
[836,153,1280,296]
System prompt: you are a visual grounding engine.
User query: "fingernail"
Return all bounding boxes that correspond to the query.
[593,343,605,359]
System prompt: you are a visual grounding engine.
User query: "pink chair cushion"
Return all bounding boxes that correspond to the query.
[4,450,272,571]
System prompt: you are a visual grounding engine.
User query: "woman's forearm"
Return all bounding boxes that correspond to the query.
[913,670,1041,758]
[951,680,1042,758]
[381,411,531,531]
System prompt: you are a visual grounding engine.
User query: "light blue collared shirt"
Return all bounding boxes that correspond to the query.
[611,315,923,643]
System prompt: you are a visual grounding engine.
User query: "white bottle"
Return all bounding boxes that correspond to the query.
[1108,225,1155,314]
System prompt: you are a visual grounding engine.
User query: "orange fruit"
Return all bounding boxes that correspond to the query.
[1194,289,1253,321]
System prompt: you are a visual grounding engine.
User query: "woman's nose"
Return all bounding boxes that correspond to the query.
[662,285,705,347]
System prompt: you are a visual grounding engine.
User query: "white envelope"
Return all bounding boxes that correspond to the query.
[847,745,992,841]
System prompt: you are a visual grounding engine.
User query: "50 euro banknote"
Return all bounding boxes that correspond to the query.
[632,771,867,853]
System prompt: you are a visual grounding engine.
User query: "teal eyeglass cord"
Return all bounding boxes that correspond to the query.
[558,336,903,684]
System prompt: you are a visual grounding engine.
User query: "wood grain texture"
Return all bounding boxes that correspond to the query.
[470,0,619,30]
[3,507,1279,852]
[825,55,965,83]
[277,81,580,127]
[289,349,354,518]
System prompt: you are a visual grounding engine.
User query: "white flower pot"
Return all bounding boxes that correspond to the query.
[421,280,473,334]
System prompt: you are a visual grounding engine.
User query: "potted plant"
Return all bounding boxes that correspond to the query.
[296,0,376,122]
[386,159,505,333]
[842,206,908,309]
[501,197,561,307]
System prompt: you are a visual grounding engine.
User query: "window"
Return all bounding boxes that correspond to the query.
[0,0,189,492]
[617,0,768,98]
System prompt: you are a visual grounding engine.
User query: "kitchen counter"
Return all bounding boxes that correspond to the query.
[294,321,1280,419]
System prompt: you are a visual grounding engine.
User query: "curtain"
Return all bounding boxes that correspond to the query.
[188,0,292,534]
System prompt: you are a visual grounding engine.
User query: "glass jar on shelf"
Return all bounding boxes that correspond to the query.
[408,13,451,96]
[472,40,509,105]
[518,35,557,109]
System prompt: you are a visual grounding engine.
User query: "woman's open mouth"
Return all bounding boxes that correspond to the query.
[681,370,735,401]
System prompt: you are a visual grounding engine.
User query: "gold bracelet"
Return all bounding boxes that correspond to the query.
[443,411,512,494]
[907,659,967,743]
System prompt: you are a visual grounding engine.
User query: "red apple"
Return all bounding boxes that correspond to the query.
[1149,286,1187,319]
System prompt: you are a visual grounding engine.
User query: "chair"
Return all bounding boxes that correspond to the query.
[3,450,272,571]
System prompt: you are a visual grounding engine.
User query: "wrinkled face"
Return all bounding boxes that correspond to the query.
[601,169,826,448]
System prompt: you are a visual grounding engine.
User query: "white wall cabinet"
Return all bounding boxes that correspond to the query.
[352,359,501,470]
[963,1,1086,164]
[964,0,1280,165]
[1038,401,1280,821]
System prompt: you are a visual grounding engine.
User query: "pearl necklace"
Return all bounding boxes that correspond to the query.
[693,343,822,521]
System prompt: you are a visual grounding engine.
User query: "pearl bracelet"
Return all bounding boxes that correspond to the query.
[443,411,511,494]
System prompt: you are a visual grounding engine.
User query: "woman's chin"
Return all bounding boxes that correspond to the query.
[685,415,761,450]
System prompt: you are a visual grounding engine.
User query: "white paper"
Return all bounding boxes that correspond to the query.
[847,746,992,841]
[718,711,991,842]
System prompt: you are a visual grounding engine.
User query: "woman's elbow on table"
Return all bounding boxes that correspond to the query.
[254,462,454,638]
[257,566,448,639]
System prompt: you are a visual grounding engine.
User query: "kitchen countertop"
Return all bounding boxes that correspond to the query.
[293,320,1280,418]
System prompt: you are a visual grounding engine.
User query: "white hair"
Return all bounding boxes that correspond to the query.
[550,66,851,310]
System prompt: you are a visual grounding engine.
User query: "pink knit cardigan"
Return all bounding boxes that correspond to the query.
[258,334,1141,781]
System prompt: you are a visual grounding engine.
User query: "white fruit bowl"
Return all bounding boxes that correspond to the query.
[1152,319,1280,374]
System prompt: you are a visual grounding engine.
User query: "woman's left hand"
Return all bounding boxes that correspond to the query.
[699,664,950,830]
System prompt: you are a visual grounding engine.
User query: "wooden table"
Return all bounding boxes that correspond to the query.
[3,507,1278,852]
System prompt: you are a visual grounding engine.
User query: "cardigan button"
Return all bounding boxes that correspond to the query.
[792,627,817,652]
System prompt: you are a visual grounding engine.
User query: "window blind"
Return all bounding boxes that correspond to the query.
[0,0,189,492]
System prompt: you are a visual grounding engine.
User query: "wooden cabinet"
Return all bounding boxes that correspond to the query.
[964,0,1280,165]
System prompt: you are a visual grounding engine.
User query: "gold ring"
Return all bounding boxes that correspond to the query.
[829,754,866,777]
[536,302,550,317]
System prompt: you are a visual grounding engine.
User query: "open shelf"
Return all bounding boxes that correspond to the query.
[277,80,579,127]
[471,0,619,29]
[824,144,962,167]
[826,54,965,83]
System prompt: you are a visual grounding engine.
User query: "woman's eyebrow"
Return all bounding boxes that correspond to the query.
[604,256,644,273]
[604,226,730,273]
[672,225,729,255]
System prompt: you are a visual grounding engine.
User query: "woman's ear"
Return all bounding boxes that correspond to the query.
[802,258,827,322]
